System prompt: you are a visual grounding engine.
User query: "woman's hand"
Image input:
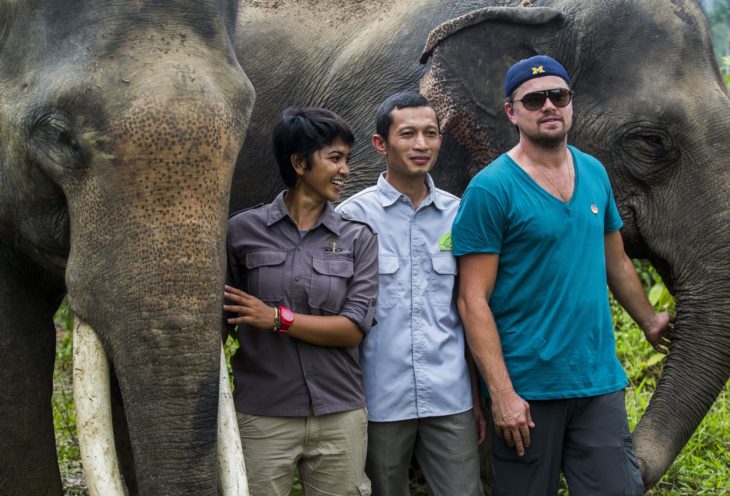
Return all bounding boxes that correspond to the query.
[223,285,277,331]
[224,285,365,347]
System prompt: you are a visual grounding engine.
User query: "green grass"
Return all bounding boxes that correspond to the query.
[52,269,729,495]
[52,308,87,495]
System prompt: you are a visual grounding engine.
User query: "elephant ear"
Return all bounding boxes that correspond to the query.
[418,6,571,170]
[419,6,566,64]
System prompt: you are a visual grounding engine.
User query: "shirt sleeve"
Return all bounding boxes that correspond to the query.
[338,227,379,333]
[452,182,507,256]
[335,200,363,222]
[602,171,624,233]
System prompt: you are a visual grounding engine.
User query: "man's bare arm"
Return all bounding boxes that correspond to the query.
[457,253,534,456]
[604,231,672,353]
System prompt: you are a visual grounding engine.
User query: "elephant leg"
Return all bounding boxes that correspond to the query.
[0,259,63,496]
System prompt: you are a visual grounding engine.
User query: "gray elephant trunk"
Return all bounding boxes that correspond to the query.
[65,160,230,494]
[632,283,730,489]
[62,79,250,492]
[108,306,223,494]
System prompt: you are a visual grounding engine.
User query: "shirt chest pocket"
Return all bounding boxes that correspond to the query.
[428,254,458,307]
[245,250,287,303]
[377,255,402,310]
[309,256,353,314]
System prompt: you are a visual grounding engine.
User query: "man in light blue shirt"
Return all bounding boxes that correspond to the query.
[337,91,483,496]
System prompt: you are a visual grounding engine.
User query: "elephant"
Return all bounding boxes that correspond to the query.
[232,0,486,205]
[232,0,729,490]
[0,1,254,495]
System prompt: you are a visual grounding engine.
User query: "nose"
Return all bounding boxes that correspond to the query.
[541,94,558,111]
[413,132,428,149]
[340,160,350,178]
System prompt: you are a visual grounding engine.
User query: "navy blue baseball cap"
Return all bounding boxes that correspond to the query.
[503,55,571,97]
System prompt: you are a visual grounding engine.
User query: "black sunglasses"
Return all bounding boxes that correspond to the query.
[510,88,573,111]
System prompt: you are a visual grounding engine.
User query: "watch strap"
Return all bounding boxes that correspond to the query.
[272,306,281,333]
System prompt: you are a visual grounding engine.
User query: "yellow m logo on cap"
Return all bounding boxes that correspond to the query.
[532,65,545,75]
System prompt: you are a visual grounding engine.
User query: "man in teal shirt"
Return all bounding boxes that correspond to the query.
[453,55,672,495]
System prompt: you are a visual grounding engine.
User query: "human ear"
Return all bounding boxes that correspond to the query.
[371,134,387,156]
[504,101,517,124]
[290,153,306,176]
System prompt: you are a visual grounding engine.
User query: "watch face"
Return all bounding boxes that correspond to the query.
[281,307,294,322]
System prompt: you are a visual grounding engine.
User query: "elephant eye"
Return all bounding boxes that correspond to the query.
[30,112,88,171]
[618,123,679,179]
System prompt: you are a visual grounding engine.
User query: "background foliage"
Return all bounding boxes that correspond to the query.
[706,0,730,88]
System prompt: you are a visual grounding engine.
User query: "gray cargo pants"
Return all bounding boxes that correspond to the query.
[489,390,644,496]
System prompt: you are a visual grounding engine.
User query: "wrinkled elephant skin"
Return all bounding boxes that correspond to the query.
[233,0,729,490]
[232,0,487,204]
[0,1,254,495]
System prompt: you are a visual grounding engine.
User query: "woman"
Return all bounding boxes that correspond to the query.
[223,107,377,496]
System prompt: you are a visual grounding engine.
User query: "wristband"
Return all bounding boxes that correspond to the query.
[272,306,281,333]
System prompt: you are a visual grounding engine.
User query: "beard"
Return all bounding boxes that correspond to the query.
[517,112,572,151]
[531,133,567,150]
[520,126,568,150]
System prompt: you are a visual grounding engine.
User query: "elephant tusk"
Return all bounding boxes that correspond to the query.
[217,347,250,496]
[73,319,247,495]
[72,316,126,496]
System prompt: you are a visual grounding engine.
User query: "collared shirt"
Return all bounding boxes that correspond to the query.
[226,191,378,417]
[337,173,472,421]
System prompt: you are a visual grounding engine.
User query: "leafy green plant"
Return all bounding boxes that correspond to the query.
[53,302,87,494]
[719,56,730,90]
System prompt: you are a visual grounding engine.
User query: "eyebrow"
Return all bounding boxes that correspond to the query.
[398,124,438,131]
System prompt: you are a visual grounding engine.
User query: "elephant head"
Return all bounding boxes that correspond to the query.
[0,1,254,494]
[420,0,729,489]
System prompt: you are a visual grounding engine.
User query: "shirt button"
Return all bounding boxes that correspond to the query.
[297,246,303,252]
[295,276,301,282]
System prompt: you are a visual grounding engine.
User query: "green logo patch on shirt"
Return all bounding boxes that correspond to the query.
[438,232,453,251]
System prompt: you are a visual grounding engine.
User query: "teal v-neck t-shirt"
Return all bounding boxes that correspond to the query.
[453,146,627,399]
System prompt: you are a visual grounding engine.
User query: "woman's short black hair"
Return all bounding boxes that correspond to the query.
[272,107,355,187]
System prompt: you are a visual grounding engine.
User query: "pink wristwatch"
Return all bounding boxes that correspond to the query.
[275,306,294,333]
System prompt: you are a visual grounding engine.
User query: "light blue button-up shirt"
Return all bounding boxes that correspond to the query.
[337,173,472,421]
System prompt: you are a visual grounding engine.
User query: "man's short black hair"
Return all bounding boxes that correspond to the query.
[375,91,440,140]
[272,107,355,187]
